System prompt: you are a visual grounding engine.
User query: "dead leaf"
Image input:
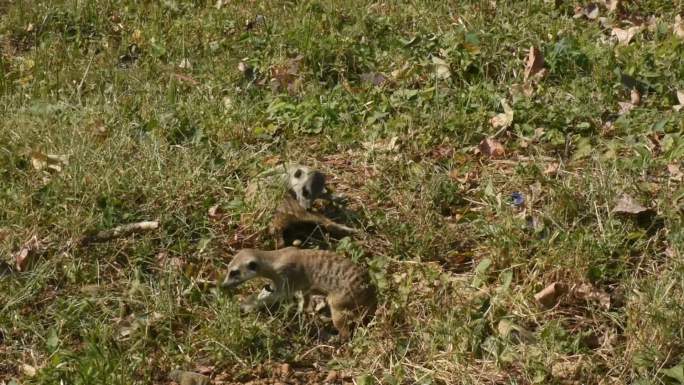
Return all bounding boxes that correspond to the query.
[604,0,621,13]
[674,15,684,39]
[667,164,683,181]
[511,82,535,100]
[544,162,560,175]
[14,235,40,271]
[194,365,215,375]
[270,56,303,95]
[552,359,583,381]
[523,46,546,81]
[572,283,611,310]
[478,138,505,158]
[178,58,192,70]
[490,99,514,129]
[21,363,37,377]
[362,136,399,153]
[431,56,451,80]
[617,101,635,115]
[497,319,535,344]
[360,72,389,87]
[612,26,641,45]
[0,228,9,242]
[208,204,221,219]
[630,89,641,105]
[131,29,143,44]
[30,151,69,173]
[598,17,613,29]
[612,193,649,215]
[534,282,567,308]
[172,73,199,86]
[674,90,684,111]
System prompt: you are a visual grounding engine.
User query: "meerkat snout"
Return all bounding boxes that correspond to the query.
[221,252,260,289]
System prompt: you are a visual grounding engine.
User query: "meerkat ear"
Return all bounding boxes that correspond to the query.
[247,261,258,271]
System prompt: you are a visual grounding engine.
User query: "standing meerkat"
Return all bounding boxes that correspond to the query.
[221,247,376,341]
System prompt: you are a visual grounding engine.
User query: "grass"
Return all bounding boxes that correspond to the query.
[1,0,684,384]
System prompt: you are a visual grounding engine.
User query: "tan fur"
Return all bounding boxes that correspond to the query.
[222,247,376,340]
[269,195,356,248]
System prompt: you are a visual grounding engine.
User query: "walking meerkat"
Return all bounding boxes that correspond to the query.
[221,247,376,341]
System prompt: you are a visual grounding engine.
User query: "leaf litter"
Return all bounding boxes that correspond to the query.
[489,99,514,130]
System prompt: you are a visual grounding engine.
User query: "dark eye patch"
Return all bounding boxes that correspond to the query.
[247,261,258,271]
[294,169,302,178]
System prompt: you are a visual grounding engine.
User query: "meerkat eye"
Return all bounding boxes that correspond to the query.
[247,261,258,271]
[294,169,303,178]
[229,269,240,278]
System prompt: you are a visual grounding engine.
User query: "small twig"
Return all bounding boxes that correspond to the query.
[79,221,159,246]
[77,53,96,103]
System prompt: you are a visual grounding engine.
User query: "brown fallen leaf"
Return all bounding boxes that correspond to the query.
[667,164,683,182]
[604,0,621,13]
[208,204,222,219]
[674,15,684,39]
[178,58,192,69]
[612,26,641,45]
[21,363,37,377]
[431,56,451,80]
[497,319,535,344]
[617,101,635,115]
[552,359,583,381]
[172,73,199,86]
[511,82,535,100]
[14,235,41,271]
[194,365,215,376]
[544,162,560,176]
[612,193,649,215]
[534,282,567,308]
[478,138,505,158]
[674,90,684,111]
[0,228,9,242]
[489,99,514,129]
[270,56,303,95]
[523,46,546,82]
[360,72,389,87]
[630,89,641,105]
[390,62,412,81]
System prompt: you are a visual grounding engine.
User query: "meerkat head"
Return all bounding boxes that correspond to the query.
[286,165,326,210]
[221,249,261,289]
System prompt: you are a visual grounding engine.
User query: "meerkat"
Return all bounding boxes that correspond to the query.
[266,164,357,248]
[221,247,376,341]
[285,164,328,210]
[269,195,357,248]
